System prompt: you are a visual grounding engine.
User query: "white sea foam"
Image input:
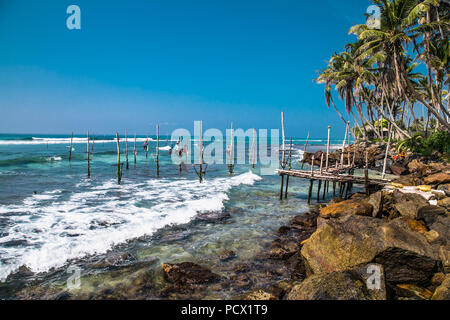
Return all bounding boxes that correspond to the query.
[0,171,261,281]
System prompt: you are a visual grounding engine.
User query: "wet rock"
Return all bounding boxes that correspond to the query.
[246,289,277,300]
[390,164,409,176]
[285,252,307,281]
[161,262,221,285]
[230,274,252,289]
[269,238,299,260]
[15,286,72,300]
[417,204,447,227]
[277,226,291,235]
[286,264,386,300]
[219,250,236,262]
[233,263,251,274]
[431,274,450,300]
[301,215,439,285]
[91,252,134,269]
[391,190,428,219]
[319,199,373,219]
[196,211,230,222]
[424,172,450,186]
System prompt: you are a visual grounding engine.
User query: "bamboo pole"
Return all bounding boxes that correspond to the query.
[125,130,129,170]
[251,128,256,169]
[69,131,73,162]
[134,133,137,165]
[228,122,234,174]
[281,111,286,168]
[116,132,121,184]
[320,153,324,175]
[340,125,347,168]
[284,137,293,199]
[317,180,322,202]
[87,131,90,178]
[326,126,330,171]
[307,179,313,205]
[364,151,369,195]
[156,124,160,177]
[382,123,392,180]
[310,155,315,177]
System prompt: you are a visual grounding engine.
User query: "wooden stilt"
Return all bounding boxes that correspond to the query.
[333,181,336,197]
[310,155,315,177]
[87,131,90,178]
[156,125,160,177]
[116,132,122,184]
[382,123,392,180]
[279,174,285,200]
[322,180,327,200]
[326,125,330,171]
[307,179,313,204]
[125,130,129,170]
[228,123,234,174]
[284,137,293,199]
[364,151,369,195]
[69,131,73,162]
[317,180,322,202]
[134,133,137,165]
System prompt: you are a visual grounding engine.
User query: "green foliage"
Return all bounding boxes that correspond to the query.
[397,131,450,156]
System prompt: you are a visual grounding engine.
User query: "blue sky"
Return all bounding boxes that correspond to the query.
[0,0,372,138]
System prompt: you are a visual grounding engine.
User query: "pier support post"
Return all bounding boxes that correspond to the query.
[317,180,322,202]
[364,151,369,196]
[307,179,314,204]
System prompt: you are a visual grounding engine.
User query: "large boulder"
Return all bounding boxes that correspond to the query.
[439,245,450,274]
[390,164,409,176]
[424,173,450,186]
[431,274,450,300]
[286,264,386,300]
[301,215,439,285]
[391,190,428,219]
[319,199,373,219]
[417,205,447,227]
[367,191,384,218]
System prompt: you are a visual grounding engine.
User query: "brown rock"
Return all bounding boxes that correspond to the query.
[246,290,277,300]
[407,159,428,173]
[368,191,384,218]
[392,190,428,219]
[424,172,450,186]
[431,274,450,300]
[286,264,386,300]
[395,284,433,300]
[301,215,439,285]
[417,205,447,227]
[439,245,450,273]
[437,197,450,210]
[390,164,409,176]
[319,199,373,219]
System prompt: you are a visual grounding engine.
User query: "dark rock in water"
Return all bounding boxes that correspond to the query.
[15,286,72,300]
[301,215,439,285]
[290,213,317,229]
[91,252,134,269]
[219,250,237,262]
[286,264,386,300]
[233,263,251,274]
[269,237,299,260]
[277,225,291,235]
[390,164,409,176]
[161,262,221,285]
[196,211,230,222]
[285,252,307,281]
[230,274,253,289]
[432,274,450,300]
[246,289,277,300]
[319,199,373,219]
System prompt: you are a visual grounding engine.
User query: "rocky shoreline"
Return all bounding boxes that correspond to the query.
[11,143,450,300]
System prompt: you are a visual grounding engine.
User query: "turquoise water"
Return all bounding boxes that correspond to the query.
[0,133,345,299]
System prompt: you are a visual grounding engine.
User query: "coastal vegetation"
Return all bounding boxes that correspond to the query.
[316,0,449,158]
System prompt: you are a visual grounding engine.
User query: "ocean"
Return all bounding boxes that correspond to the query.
[0,133,346,299]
